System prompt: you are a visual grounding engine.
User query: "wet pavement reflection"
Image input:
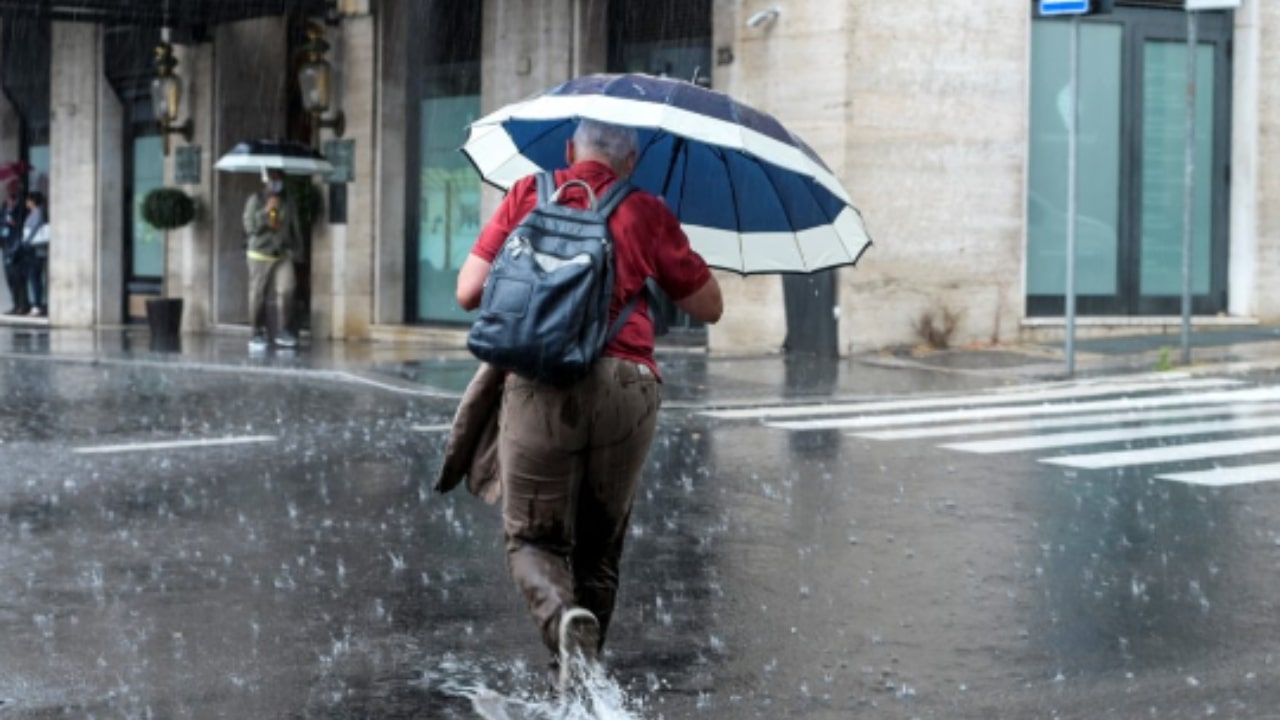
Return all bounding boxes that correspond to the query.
[3,345,1280,718]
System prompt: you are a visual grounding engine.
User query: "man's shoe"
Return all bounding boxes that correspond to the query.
[273,331,298,349]
[557,608,600,693]
[248,335,269,353]
[28,307,42,317]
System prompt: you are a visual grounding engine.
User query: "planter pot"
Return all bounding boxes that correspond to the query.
[145,297,183,351]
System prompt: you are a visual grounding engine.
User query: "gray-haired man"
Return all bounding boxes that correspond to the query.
[457,119,723,691]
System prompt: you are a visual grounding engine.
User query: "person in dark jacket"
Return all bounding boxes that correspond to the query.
[21,191,47,317]
[0,181,28,315]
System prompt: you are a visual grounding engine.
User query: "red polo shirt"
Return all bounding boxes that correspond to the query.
[472,161,712,378]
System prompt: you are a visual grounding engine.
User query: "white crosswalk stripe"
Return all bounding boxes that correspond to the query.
[767,385,1280,432]
[854,404,1278,441]
[1158,462,1280,487]
[1041,436,1280,471]
[943,413,1280,454]
[702,377,1280,488]
[703,376,1241,421]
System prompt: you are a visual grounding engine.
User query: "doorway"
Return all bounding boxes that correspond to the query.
[1026,6,1233,316]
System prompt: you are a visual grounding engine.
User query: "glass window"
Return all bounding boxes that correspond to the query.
[1026,21,1122,297]
[407,2,482,325]
[131,135,165,279]
[27,144,50,198]
[416,91,479,324]
[1139,41,1214,296]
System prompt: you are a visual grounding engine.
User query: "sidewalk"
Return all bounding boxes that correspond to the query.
[2,323,1280,407]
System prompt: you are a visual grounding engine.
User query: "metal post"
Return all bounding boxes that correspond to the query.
[1064,15,1080,376]
[1180,11,1198,366]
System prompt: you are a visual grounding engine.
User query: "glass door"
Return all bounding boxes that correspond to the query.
[1026,7,1232,316]
[1132,19,1230,314]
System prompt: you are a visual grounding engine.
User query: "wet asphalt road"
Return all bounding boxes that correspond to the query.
[3,350,1280,719]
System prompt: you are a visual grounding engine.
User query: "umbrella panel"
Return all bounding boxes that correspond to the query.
[546,74,819,168]
[502,119,847,234]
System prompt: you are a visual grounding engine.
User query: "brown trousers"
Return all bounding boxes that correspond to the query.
[499,356,660,655]
[246,255,295,335]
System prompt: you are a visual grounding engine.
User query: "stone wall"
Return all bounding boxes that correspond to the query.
[1253,2,1280,321]
[841,2,1028,352]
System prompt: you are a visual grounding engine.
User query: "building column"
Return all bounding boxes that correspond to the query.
[311,11,376,340]
[374,0,407,326]
[167,41,215,333]
[49,21,119,328]
[1229,2,1260,318]
[479,0,605,219]
[0,22,19,308]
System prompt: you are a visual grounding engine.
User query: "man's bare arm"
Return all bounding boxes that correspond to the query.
[455,253,492,311]
[674,276,723,324]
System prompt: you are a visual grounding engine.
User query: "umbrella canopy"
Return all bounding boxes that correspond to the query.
[215,139,333,176]
[461,73,871,275]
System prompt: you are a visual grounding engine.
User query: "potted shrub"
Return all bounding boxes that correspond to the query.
[139,187,196,349]
[141,187,196,231]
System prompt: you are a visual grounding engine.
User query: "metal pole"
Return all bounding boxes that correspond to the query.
[1182,12,1192,363]
[1065,15,1080,376]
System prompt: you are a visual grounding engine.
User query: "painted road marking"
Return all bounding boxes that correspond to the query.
[854,404,1280,441]
[702,377,1241,421]
[943,414,1280,454]
[73,436,278,455]
[1041,435,1280,470]
[768,386,1280,431]
[411,424,453,433]
[1158,462,1280,487]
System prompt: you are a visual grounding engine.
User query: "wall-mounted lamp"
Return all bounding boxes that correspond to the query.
[151,35,193,156]
[746,6,782,28]
[297,21,345,140]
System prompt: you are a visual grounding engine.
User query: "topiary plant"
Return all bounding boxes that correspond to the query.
[141,187,196,230]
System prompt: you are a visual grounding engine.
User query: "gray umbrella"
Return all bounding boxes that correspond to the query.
[214,139,333,176]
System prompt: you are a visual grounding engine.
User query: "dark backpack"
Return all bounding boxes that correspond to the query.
[467,172,640,385]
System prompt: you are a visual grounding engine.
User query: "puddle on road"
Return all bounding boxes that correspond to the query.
[431,655,646,720]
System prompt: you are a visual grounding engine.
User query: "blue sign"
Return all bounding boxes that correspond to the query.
[1039,0,1090,15]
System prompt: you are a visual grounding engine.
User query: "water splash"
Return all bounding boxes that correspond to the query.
[431,655,646,720]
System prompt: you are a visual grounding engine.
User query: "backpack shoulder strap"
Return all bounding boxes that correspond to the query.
[603,280,656,345]
[595,179,634,219]
[533,172,555,207]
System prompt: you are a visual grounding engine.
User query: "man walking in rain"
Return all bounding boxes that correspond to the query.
[243,169,303,352]
[455,119,723,692]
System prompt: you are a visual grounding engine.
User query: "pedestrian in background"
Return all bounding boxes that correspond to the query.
[454,118,723,693]
[242,169,303,352]
[21,190,47,318]
[1,180,27,316]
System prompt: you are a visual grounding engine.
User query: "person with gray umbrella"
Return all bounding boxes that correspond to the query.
[242,169,303,351]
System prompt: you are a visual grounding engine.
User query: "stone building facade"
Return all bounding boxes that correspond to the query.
[0,0,1272,355]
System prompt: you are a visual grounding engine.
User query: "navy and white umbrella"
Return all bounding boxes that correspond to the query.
[215,139,333,177]
[461,73,871,274]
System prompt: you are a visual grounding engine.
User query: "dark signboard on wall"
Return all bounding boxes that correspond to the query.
[323,139,354,184]
[175,145,201,185]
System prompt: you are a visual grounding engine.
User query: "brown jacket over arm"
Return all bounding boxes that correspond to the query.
[434,363,505,504]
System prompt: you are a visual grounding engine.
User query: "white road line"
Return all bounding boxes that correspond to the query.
[852,404,1280,441]
[769,386,1280,431]
[411,424,453,433]
[944,414,1280,454]
[1041,435,1280,470]
[1159,462,1280,487]
[702,377,1241,420]
[73,436,278,455]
